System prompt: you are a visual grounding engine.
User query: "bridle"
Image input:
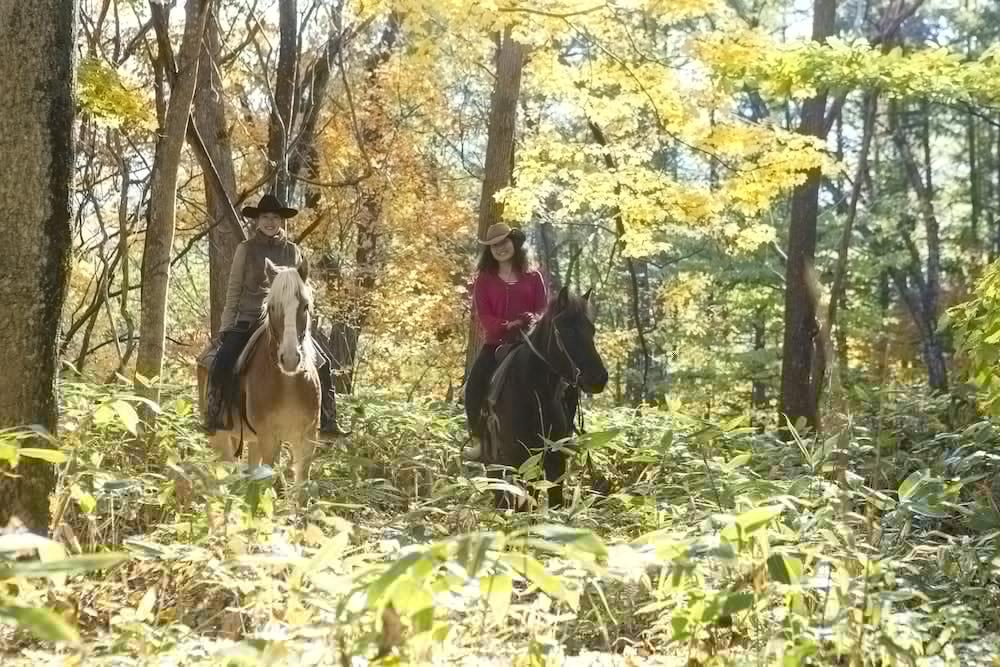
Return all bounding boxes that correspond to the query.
[519,313,582,388]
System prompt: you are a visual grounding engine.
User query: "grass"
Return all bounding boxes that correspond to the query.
[2,378,1000,665]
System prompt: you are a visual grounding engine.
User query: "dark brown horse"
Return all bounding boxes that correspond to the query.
[481,286,608,510]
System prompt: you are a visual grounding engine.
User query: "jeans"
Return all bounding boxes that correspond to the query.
[464,343,500,436]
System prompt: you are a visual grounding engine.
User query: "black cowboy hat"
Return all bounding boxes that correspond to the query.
[241,193,298,219]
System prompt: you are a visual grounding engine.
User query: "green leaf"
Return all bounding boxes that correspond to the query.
[480,574,513,623]
[111,400,140,435]
[367,552,424,607]
[528,525,607,558]
[17,448,66,464]
[0,606,79,642]
[898,469,926,500]
[735,505,783,535]
[767,554,802,585]
[725,453,752,470]
[722,591,754,616]
[500,552,570,606]
[783,640,818,666]
[0,552,127,579]
[573,429,623,452]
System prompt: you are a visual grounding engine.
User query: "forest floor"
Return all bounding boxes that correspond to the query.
[3,384,1000,665]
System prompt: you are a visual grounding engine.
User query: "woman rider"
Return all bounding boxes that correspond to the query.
[203,193,345,436]
[463,222,548,461]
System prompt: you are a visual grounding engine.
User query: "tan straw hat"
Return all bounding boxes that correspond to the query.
[479,222,514,245]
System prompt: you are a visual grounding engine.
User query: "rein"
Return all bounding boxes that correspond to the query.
[518,319,581,388]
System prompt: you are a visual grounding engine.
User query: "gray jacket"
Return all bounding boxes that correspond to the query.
[221,229,305,331]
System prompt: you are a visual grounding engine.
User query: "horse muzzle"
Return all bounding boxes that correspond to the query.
[278,350,303,374]
[581,368,609,394]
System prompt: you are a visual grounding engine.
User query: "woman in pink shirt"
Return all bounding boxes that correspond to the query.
[464,222,548,460]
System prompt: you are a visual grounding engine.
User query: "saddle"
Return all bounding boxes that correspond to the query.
[196,329,328,374]
[197,329,327,435]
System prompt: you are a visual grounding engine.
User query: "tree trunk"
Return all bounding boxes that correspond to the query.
[464,28,526,376]
[535,219,560,288]
[890,104,948,393]
[194,14,240,338]
[267,0,298,202]
[751,310,767,416]
[135,0,211,404]
[778,0,836,435]
[0,0,78,535]
[811,92,877,412]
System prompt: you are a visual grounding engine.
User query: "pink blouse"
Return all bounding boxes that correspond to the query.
[472,269,548,344]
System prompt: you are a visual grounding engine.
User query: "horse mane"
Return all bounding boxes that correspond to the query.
[259,266,317,366]
[531,290,590,344]
[263,266,314,314]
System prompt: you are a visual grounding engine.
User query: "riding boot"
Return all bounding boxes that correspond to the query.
[203,382,227,435]
[318,366,349,437]
[462,434,484,462]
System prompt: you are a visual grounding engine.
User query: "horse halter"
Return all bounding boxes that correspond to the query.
[520,314,582,388]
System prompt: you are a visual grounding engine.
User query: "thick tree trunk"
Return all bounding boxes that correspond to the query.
[0,0,78,534]
[464,28,526,376]
[135,0,211,404]
[778,0,836,434]
[267,0,298,202]
[194,14,240,337]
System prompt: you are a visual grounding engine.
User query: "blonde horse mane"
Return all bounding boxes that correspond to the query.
[235,265,318,372]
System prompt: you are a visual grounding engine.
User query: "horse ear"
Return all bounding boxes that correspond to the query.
[298,255,310,283]
[264,258,278,283]
[557,285,569,308]
[582,287,592,301]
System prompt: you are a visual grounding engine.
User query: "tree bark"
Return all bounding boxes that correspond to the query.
[267,0,298,202]
[890,104,948,393]
[135,0,211,404]
[778,0,836,435]
[194,13,240,337]
[464,28,527,376]
[811,92,877,412]
[0,0,78,534]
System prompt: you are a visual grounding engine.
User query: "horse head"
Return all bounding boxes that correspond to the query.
[263,257,315,375]
[541,286,608,394]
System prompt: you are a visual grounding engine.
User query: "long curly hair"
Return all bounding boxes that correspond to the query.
[476,228,528,274]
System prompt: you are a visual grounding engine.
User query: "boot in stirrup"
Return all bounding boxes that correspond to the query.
[318,386,350,437]
[202,384,227,435]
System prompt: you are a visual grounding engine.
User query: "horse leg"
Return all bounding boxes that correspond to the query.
[544,450,567,509]
[291,431,316,487]
[210,431,236,462]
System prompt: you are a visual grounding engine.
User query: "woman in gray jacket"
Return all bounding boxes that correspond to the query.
[203,193,345,437]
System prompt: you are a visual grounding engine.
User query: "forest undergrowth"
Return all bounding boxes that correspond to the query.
[3,376,1000,666]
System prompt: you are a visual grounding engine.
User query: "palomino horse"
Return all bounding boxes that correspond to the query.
[196,258,321,486]
[481,286,609,510]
